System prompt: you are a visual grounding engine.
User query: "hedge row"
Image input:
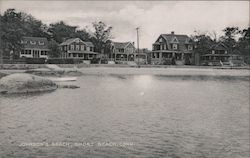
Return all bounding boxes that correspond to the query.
[2,58,87,64]
[46,58,82,64]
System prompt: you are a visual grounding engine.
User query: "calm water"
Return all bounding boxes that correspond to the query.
[0,69,249,158]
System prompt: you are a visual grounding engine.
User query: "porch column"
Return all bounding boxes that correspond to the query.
[127,54,129,61]
[159,52,162,63]
[181,53,184,60]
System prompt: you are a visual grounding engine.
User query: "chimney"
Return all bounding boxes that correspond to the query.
[171,31,174,35]
[132,42,135,45]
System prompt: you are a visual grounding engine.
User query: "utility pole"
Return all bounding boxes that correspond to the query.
[136,27,140,68]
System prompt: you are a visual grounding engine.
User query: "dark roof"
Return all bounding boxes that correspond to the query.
[232,49,241,54]
[60,38,94,47]
[210,42,228,50]
[84,42,94,47]
[60,38,77,45]
[113,42,131,49]
[161,34,191,44]
[22,37,49,49]
[154,33,193,51]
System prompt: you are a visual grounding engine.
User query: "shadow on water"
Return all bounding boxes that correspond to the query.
[0,89,56,98]
[154,75,250,82]
[94,74,249,82]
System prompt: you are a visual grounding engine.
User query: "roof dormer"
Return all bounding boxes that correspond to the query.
[170,36,179,43]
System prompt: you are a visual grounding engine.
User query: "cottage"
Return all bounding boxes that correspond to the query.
[59,38,98,60]
[110,42,136,62]
[151,32,194,65]
[201,43,244,66]
[110,42,147,64]
[20,37,50,59]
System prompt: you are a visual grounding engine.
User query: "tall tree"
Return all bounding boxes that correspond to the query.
[91,21,113,54]
[220,27,240,51]
[20,12,50,38]
[0,9,24,59]
[48,21,77,43]
[48,40,60,58]
[237,27,250,56]
[191,32,214,56]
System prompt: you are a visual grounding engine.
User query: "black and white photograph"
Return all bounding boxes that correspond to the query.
[0,0,249,157]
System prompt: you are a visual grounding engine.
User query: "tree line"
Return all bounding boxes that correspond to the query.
[191,27,250,57]
[0,8,249,60]
[0,8,113,59]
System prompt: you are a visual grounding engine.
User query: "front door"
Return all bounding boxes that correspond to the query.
[33,50,40,58]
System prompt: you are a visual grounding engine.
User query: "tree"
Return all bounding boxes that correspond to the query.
[20,12,50,39]
[91,21,113,54]
[0,9,25,59]
[191,31,214,55]
[48,21,77,43]
[75,29,91,41]
[237,27,250,56]
[220,27,240,51]
[48,40,60,58]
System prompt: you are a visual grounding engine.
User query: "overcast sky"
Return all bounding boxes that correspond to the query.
[0,0,249,49]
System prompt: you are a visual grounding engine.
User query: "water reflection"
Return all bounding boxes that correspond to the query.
[132,75,153,89]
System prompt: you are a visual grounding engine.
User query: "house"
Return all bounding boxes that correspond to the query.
[59,38,99,60]
[20,37,50,59]
[110,42,136,62]
[201,42,244,66]
[110,42,147,64]
[151,32,194,65]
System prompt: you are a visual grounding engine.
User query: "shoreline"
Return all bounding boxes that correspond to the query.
[0,63,249,70]
[1,65,249,79]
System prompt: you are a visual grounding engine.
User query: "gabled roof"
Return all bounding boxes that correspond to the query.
[22,36,49,49]
[160,34,190,44]
[210,42,228,50]
[84,42,94,47]
[113,42,133,49]
[60,38,94,47]
[60,38,79,45]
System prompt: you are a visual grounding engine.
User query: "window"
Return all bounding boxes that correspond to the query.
[118,49,124,53]
[39,41,44,45]
[70,45,74,50]
[81,45,85,51]
[159,38,163,42]
[21,40,27,44]
[41,51,47,56]
[76,45,79,50]
[172,44,178,50]
[90,47,93,51]
[188,45,193,50]
[30,41,36,45]
[153,53,159,58]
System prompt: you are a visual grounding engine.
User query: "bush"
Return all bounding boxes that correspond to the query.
[90,58,100,64]
[26,58,46,64]
[46,58,82,64]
